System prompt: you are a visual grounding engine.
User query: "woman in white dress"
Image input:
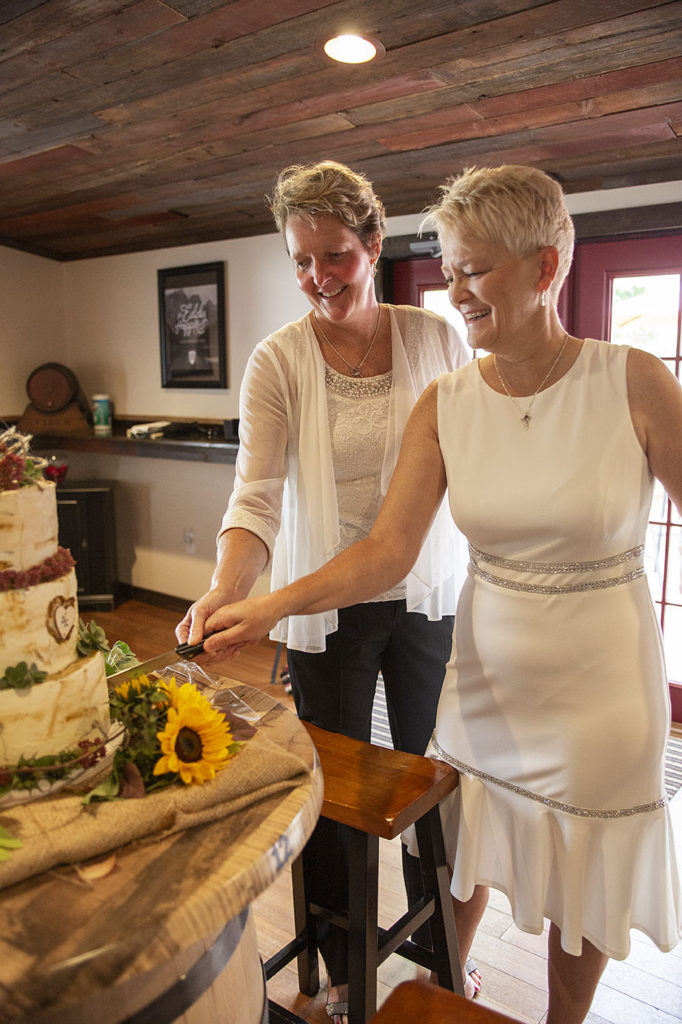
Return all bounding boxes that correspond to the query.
[194,165,682,1023]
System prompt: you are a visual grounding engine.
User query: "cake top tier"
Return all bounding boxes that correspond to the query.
[0,426,48,493]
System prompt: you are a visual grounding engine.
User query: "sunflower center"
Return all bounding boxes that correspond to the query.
[175,726,203,763]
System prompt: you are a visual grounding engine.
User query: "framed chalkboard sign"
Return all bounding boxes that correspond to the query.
[158,262,227,389]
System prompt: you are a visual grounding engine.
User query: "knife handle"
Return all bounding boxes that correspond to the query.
[175,637,210,658]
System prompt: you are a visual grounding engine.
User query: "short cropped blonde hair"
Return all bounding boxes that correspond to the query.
[423,165,575,297]
[268,160,386,251]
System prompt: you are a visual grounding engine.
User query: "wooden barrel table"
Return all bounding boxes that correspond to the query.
[0,678,322,1024]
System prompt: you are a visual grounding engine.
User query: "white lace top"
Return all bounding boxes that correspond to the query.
[325,364,406,601]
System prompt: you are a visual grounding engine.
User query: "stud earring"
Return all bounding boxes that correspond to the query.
[540,290,547,307]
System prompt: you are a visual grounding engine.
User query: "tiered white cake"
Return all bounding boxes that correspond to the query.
[0,446,110,769]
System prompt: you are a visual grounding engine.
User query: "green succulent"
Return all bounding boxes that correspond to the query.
[77,618,110,657]
[0,661,48,690]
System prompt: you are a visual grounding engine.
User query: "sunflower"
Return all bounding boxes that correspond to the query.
[153,683,236,785]
[112,676,145,702]
[157,675,181,709]
[113,673,170,707]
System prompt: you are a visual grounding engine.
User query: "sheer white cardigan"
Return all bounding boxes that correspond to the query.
[220,305,469,652]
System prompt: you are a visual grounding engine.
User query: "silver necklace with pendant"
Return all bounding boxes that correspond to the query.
[313,307,382,377]
[494,332,569,429]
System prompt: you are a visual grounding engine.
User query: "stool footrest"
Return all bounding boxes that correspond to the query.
[391,937,435,972]
[264,934,307,980]
[376,898,435,966]
[308,901,350,932]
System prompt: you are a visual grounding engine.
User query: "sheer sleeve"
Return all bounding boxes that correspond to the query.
[219,341,290,564]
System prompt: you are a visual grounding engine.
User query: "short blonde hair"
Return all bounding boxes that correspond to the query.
[423,165,575,297]
[268,160,386,251]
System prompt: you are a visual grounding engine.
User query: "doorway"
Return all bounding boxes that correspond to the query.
[572,234,682,715]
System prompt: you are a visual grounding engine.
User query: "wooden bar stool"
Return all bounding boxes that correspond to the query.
[370,980,519,1023]
[265,723,463,1023]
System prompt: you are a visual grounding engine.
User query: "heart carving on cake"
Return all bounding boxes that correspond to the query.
[47,595,77,643]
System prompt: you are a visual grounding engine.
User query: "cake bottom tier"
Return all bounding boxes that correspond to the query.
[0,652,110,765]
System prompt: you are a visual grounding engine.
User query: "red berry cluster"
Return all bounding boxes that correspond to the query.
[0,451,25,491]
[77,738,106,769]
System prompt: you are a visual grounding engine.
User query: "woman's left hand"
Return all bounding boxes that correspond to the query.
[201,593,283,660]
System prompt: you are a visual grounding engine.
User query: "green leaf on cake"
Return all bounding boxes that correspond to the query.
[0,661,48,690]
[22,458,45,485]
[77,618,110,657]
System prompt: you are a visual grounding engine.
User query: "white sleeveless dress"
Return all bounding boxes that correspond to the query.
[431,338,682,958]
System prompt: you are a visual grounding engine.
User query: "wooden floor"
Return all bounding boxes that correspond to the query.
[94,598,682,1024]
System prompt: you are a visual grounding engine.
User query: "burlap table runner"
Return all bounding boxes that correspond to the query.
[0,729,309,890]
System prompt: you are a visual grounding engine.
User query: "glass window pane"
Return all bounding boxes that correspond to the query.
[649,479,670,523]
[422,288,468,338]
[645,522,666,602]
[662,604,682,684]
[610,274,680,357]
[673,496,682,527]
[665,525,682,605]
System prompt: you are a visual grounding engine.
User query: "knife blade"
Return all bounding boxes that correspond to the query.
[106,649,180,688]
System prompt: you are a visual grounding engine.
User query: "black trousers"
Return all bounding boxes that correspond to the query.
[287,600,454,986]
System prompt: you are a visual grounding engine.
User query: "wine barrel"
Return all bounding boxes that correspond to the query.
[26,362,80,413]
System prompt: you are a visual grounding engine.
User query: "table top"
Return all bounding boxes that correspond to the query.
[0,677,322,1023]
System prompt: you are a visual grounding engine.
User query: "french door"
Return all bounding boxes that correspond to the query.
[572,235,682,715]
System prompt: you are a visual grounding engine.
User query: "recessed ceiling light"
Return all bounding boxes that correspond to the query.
[323,34,384,64]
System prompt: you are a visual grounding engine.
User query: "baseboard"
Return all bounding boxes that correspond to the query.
[117,583,193,613]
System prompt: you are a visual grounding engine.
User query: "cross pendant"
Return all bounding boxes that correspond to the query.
[521,413,531,429]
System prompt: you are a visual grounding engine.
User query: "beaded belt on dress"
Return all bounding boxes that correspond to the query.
[430,737,667,817]
[468,543,645,594]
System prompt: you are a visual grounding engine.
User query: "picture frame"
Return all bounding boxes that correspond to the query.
[158,261,227,388]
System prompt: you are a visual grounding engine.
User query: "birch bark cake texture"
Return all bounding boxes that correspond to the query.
[0,427,110,794]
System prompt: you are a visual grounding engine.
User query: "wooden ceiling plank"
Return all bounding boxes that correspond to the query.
[378,93,682,153]
[89,69,441,157]
[467,56,682,118]
[0,1,141,58]
[63,0,341,85]
[348,9,682,126]
[0,0,340,120]
[0,0,186,94]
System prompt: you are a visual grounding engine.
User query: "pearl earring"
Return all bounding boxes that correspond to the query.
[540,290,547,307]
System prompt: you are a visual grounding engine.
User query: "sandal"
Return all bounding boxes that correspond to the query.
[326,977,348,1024]
[465,956,482,998]
[325,1000,349,1023]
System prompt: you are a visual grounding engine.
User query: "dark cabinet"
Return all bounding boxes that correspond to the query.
[56,481,118,610]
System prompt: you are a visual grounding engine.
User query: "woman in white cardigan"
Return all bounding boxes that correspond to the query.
[177,160,469,1022]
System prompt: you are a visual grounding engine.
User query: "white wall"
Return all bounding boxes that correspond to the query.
[3,180,681,603]
[0,247,65,415]
[60,232,309,421]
